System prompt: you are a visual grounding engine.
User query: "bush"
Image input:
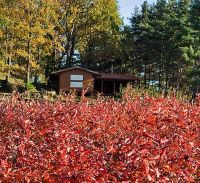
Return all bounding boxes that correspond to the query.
[26,82,36,91]
[0,93,199,182]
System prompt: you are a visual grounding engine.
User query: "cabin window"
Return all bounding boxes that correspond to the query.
[70,75,83,81]
[70,74,83,88]
[70,82,83,88]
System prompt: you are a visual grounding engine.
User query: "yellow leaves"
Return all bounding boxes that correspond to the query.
[34,37,45,45]
[0,60,6,69]
[0,0,122,82]
[0,60,22,74]
[0,30,3,38]
[16,49,29,58]
[71,7,79,15]
[12,64,21,71]
[88,0,122,33]
[31,61,38,69]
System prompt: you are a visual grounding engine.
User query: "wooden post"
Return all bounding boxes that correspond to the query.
[113,81,116,95]
[101,80,104,94]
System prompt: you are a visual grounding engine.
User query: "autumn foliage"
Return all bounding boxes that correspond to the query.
[0,92,199,182]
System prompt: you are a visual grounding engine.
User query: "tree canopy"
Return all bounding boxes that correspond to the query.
[125,0,200,93]
[0,0,122,86]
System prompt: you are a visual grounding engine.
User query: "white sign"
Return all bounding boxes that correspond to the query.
[70,75,83,81]
[70,82,83,88]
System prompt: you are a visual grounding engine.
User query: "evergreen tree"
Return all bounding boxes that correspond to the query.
[126,0,199,92]
[187,0,200,92]
[129,1,153,88]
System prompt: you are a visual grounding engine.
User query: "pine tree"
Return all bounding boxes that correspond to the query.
[126,0,197,91]
[187,0,200,92]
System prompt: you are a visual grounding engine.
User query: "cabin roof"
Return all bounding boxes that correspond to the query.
[52,67,100,75]
[96,73,139,81]
[51,67,139,81]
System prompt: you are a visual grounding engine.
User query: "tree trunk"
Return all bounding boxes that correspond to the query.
[158,65,162,91]
[158,52,163,91]
[68,32,76,67]
[7,35,13,82]
[165,70,168,89]
[53,42,56,70]
[26,39,31,86]
[65,36,70,67]
[65,24,76,68]
[7,55,11,81]
[34,46,40,85]
[144,63,147,88]
[5,27,8,65]
[26,16,32,88]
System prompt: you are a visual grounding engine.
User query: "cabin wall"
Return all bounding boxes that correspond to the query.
[58,68,94,93]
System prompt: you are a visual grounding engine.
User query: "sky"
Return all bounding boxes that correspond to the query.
[118,0,156,24]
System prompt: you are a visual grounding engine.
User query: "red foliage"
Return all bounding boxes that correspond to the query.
[0,95,199,182]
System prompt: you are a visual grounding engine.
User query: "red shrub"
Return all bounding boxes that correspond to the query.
[0,95,199,182]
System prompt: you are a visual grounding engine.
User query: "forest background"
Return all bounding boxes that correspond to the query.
[0,0,199,93]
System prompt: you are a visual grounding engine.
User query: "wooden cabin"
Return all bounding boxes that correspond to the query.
[50,67,139,95]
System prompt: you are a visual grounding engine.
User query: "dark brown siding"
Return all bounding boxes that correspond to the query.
[58,68,94,93]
